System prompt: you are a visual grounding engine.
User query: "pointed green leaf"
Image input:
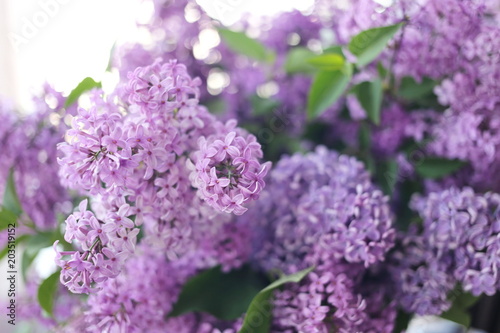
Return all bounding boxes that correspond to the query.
[440,287,479,328]
[169,265,268,320]
[307,53,345,71]
[353,79,383,125]
[284,47,317,74]
[238,266,314,333]
[415,157,467,179]
[349,23,403,67]
[454,292,480,309]
[3,169,22,216]
[218,28,274,62]
[307,63,353,119]
[64,77,102,108]
[37,270,60,317]
[440,306,471,328]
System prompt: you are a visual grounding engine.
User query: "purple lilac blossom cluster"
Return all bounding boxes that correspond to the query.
[59,220,253,332]
[190,130,271,215]
[55,59,269,294]
[390,187,500,315]
[5,0,500,331]
[240,147,396,332]
[0,86,72,230]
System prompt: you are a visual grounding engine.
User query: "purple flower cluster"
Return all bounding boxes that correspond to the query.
[241,147,396,332]
[54,200,136,293]
[0,85,72,230]
[390,187,500,315]
[251,147,395,271]
[61,218,253,331]
[190,129,271,215]
[272,266,397,333]
[56,59,268,293]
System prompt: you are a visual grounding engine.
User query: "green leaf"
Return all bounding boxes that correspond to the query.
[283,47,316,74]
[323,45,344,56]
[353,79,383,125]
[415,157,467,179]
[348,23,403,67]
[0,209,17,230]
[440,287,480,328]
[377,62,388,79]
[37,270,60,317]
[26,231,56,251]
[20,231,56,281]
[307,63,353,119]
[169,265,268,320]
[307,53,345,71]
[448,286,480,310]
[3,169,22,216]
[64,77,102,108]
[218,28,274,62]
[0,235,29,261]
[239,266,314,333]
[398,76,436,101]
[440,306,471,328]
[453,292,480,309]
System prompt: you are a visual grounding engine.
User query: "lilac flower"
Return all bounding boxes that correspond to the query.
[190,129,271,215]
[0,86,71,230]
[54,200,138,294]
[238,146,396,332]
[389,187,500,315]
[56,58,269,296]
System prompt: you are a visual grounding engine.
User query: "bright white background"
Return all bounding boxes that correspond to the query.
[0,0,314,111]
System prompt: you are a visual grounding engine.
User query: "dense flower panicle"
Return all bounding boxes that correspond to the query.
[0,86,72,230]
[54,199,138,294]
[70,219,252,332]
[389,229,456,315]
[56,59,268,293]
[190,128,271,215]
[126,59,201,114]
[272,267,397,333]
[251,146,395,272]
[390,187,500,315]
[239,147,396,332]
